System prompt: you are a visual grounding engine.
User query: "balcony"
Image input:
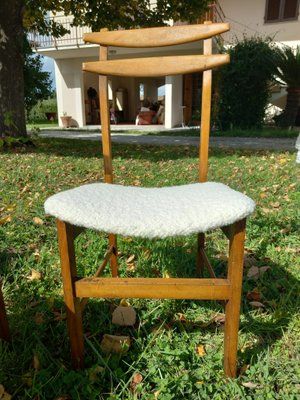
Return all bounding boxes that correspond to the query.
[29,2,225,51]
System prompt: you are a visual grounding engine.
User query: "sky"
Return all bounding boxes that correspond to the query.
[42,56,56,89]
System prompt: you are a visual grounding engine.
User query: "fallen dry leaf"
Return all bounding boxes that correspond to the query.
[120,299,130,307]
[0,215,12,225]
[100,334,131,355]
[0,385,5,397]
[2,392,12,400]
[4,204,16,212]
[28,269,44,281]
[112,305,136,326]
[33,354,40,371]
[126,254,135,264]
[247,266,260,280]
[196,344,206,357]
[21,185,30,193]
[130,372,143,393]
[33,217,44,225]
[247,289,262,301]
[244,254,256,268]
[213,314,226,324]
[242,381,262,389]
[249,301,265,308]
[270,202,280,208]
[88,365,105,383]
[259,266,271,276]
[239,364,249,376]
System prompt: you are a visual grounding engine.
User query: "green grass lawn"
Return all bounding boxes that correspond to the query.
[1,138,299,399]
[26,120,59,130]
[143,127,299,138]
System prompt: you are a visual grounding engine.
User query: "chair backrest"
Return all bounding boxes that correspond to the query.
[83,23,229,184]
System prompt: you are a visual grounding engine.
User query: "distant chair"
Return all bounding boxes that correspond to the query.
[44,22,255,377]
[0,283,10,342]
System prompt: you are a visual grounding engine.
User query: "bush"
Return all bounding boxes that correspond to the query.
[218,37,276,130]
[28,97,58,122]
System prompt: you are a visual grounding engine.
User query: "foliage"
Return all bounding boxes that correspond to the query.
[0,139,299,399]
[272,45,300,128]
[24,36,52,115]
[0,136,35,149]
[28,97,58,122]
[218,37,277,130]
[24,1,210,33]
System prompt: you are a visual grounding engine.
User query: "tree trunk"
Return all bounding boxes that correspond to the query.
[0,0,26,137]
[280,88,300,128]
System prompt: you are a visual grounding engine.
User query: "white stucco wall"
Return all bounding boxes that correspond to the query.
[165,75,183,129]
[54,58,85,127]
[219,0,300,45]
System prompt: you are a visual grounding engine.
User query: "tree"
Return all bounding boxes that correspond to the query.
[24,36,52,116]
[0,0,209,137]
[273,46,300,128]
[217,37,276,130]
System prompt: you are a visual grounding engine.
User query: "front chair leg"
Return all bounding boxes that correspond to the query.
[223,219,246,378]
[57,219,84,368]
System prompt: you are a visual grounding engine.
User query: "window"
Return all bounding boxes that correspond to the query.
[265,0,299,22]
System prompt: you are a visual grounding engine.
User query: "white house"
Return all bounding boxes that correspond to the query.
[219,0,300,111]
[31,0,300,127]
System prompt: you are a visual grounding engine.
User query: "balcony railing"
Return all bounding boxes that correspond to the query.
[29,16,92,50]
[29,1,225,51]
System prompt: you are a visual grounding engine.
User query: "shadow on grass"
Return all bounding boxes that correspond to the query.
[2,225,298,371]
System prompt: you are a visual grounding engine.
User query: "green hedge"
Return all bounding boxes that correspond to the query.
[218,37,276,130]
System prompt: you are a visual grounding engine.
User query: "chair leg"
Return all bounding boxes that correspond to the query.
[0,284,10,342]
[57,219,84,368]
[196,232,205,277]
[223,219,246,378]
[109,233,118,277]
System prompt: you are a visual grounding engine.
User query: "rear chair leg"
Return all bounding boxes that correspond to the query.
[57,219,84,368]
[109,233,118,277]
[196,232,205,277]
[224,219,246,378]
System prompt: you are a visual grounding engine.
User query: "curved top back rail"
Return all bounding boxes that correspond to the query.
[83,54,229,78]
[83,23,229,48]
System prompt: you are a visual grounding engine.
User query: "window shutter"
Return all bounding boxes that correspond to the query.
[266,0,281,21]
[283,0,298,19]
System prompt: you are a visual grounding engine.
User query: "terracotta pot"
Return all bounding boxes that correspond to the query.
[60,116,72,128]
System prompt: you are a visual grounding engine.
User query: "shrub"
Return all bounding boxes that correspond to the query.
[217,37,276,130]
[27,96,58,122]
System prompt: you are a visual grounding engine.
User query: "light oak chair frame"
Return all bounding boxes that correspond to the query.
[0,283,10,342]
[56,22,247,378]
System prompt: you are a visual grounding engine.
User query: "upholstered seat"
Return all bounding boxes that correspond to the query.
[45,182,255,238]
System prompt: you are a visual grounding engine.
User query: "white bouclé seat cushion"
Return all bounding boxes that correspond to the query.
[44,182,255,239]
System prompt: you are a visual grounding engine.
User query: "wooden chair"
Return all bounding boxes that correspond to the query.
[44,23,255,378]
[0,282,10,342]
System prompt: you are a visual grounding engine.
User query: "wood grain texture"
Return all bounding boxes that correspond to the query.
[83,54,229,78]
[223,219,246,378]
[99,46,114,184]
[199,27,213,183]
[57,219,84,369]
[83,23,229,48]
[0,283,10,342]
[75,277,231,300]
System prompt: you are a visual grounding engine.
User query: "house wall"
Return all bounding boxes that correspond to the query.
[55,58,85,127]
[219,0,300,45]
